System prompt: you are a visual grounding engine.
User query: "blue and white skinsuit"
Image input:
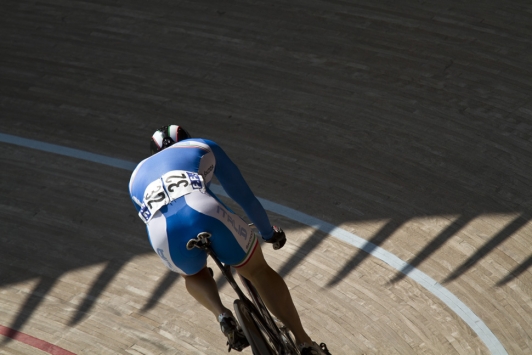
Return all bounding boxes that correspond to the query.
[129,139,275,275]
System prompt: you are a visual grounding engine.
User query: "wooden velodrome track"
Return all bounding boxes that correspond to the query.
[1,0,531,354]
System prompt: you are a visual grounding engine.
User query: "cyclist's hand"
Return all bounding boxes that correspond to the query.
[263,226,286,250]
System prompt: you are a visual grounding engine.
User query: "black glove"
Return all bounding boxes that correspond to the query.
[263,226,286,250]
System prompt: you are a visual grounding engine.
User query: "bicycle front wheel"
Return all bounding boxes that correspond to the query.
[234,299,275,355]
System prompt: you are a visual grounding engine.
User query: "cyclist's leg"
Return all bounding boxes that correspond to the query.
[235,243,313,345]
[183,266,233,320]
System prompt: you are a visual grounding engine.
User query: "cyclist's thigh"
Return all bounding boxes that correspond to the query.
[184,190,259,267]
[233,239,270,280]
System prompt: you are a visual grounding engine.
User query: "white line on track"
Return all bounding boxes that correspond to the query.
[0,132,507,354]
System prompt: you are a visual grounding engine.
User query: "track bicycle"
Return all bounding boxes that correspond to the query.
[186,231,299,355]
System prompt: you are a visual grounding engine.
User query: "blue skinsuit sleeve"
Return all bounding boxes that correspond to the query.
[207,140,274,240]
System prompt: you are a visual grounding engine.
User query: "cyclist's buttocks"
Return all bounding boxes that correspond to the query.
[144,189,257,275]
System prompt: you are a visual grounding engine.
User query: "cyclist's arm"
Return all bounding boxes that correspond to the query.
[206,140,274,240]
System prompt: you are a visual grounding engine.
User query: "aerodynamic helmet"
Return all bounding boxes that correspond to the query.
[150,125,191,155]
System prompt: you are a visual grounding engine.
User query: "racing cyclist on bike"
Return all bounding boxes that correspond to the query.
[128,125,331,355]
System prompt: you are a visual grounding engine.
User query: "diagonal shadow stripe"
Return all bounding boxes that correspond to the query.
[497,253,532,286]
[444,214,530,284]
[328,218,406,287]
[391,214,474,283]
[278,228,327,278]
[141,271,180,312]
[1,276,58,345]
[69,259,128,326]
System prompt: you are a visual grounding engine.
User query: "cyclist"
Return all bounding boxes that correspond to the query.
[128,125,331,355]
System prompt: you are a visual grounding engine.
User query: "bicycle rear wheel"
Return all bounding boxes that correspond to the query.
[234,299,275,355]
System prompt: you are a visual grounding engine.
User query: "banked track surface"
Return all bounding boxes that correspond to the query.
[0,133,508,354]
[1,0,532,354]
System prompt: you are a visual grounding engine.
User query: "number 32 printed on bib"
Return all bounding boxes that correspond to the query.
[139,170,205,223]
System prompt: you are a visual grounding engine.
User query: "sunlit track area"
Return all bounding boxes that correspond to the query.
[1,0,532,354]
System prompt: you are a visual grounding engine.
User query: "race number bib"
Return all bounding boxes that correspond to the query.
[138,170,205,223]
